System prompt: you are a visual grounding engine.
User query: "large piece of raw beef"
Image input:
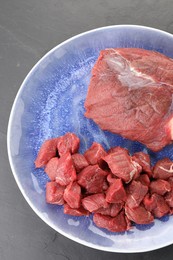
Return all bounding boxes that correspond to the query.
[84,48,173,151]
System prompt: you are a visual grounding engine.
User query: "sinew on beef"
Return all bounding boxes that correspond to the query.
[35,134,173,233]
[84,48,173,152]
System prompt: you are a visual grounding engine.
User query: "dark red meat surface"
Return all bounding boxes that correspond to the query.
[71,153,89,172]
[106,179,127,203]
[77,164,108,193]
[35,138,58,168]
[57,132,80,156]
[153,158,173,179]
[55,153,77,186]
[95,202,123,217]
[151,193,170,218]
[84,142,107,165]
[44,157,59,181]
[125,204,154,224]
[64,204,89,216]
[137,174,150,187]
[46,182,65,205]
[149,179,171,195]
[85,48,173,152]
[93,211,129,232]
[102,147,140,183]
[82,193,108,212]
[63,182,81,209]
[126,180,148,208]
[132,152,152,175]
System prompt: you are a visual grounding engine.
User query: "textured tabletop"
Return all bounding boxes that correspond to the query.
[1,0,173,259]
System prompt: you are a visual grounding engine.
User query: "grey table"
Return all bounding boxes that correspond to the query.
[1,0,173,259]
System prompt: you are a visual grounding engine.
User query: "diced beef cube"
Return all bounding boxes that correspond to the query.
[151,193,170,218]
[71,153,89,172]
[165,190,173,208]
[102,147,140,183]
[143,194,157,212]
[46,182,65,205]
[64,204,89,216]
[150,179,171,195]
[106,179,127,203]
[57,133,80,157]
[84,142,107,165]
[126,180,148,208]
[137,174,150,187]
[55,153,76,186]
[132,152,152,175]
[45,157,59,181]
[35,138,58,168]
[77,165,108,193]
[168,177,173,189]
[126,181,148,208]
[153,158,173,179]
[82,193,108,212]
[125,204,154,224]
[63,182,81,208]
[93,211,129,232]
[95,202,123,217]
[110,203,124,217]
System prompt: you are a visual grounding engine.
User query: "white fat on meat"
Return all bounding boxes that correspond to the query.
[105,52,155,88]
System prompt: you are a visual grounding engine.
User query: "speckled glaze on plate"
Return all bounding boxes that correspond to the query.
[7,25,173,252]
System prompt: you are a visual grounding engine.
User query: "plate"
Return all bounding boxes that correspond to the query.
[7,25,173,252]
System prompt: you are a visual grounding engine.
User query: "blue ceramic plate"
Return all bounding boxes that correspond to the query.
[7,25,173,252]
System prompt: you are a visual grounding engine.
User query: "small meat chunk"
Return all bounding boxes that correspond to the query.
[46,182,65,205]
[55,153,76,186]
[165,190,173,208]
[125,204,154,224]
[71,153,89,172]
[106,179,127,203]
[45,157,59,181]
[150,179,171,195]
[152,193,170,218]
[126,180,148,208]
[77,165,108,193]
[35,138,58,168]
[93,211,129,232]
[64,204,89,216]
[102,147,140,183]
[153,158,173,179]
[95,202,123,217]
[143,194,157,212]
[168,177,173,189]
[57,133,80,157]
[84,142,107,165]
[137,174,150,187]
[63,182,81,208]
[82,193,108,212]
[132,152,152,175]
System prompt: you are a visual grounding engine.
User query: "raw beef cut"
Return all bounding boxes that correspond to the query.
[63,181,81,208]
[102,147,141,183]
[153,158,173,179]
[46,182,65,205]
[85,48,173,151]
[93,211,129,232]
[105,178,127,203]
